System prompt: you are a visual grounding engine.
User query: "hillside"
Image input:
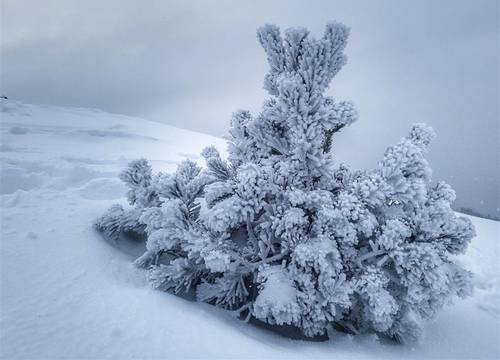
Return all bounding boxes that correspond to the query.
[1,100,499,359]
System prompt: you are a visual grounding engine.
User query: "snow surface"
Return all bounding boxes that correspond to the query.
[1,100,499,359]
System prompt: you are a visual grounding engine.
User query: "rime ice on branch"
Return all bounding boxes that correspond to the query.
[95,22,475,342]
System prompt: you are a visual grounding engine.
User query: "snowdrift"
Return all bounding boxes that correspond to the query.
[1,100,499,359]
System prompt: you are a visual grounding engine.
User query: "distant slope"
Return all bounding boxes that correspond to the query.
[1,100,499,359]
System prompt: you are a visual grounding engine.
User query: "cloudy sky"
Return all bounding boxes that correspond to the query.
[1,0,499,217]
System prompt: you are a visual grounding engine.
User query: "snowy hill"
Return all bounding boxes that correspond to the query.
[1,100,499,359]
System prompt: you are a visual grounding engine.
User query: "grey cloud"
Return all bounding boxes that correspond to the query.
[1,0,499,217]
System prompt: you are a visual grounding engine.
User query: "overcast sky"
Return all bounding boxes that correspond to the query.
[1,0,499,217]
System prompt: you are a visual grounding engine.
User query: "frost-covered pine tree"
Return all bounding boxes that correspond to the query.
[96,22,475,343]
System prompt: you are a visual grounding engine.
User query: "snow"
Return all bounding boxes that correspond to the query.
[253,266,301,326]
[1,99,499,359]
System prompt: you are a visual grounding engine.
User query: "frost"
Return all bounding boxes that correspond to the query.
[253,266,300,326]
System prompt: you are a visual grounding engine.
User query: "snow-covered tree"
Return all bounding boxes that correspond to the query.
[96,22,475,343]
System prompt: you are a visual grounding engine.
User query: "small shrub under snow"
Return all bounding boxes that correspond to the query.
[95,22,475,343]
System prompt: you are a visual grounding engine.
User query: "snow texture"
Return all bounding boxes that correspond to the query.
[1,99,499,359]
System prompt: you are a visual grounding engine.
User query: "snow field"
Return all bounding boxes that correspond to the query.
[1,100,499,359]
